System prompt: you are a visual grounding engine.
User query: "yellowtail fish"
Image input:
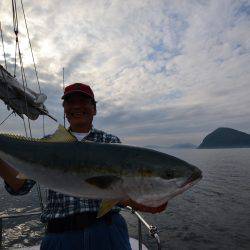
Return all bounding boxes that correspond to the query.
[0,125,202,217]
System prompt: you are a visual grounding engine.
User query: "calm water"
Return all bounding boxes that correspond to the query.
[1,148,250,249]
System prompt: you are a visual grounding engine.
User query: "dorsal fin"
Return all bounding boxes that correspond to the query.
[41,125,76,142]
[0,133,39,142]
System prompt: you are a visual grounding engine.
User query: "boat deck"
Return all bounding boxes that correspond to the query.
[10,238,148,250]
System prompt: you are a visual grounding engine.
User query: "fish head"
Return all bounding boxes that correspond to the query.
[133,149,202,190]
[156,155,202,189]
[125,158,202,208]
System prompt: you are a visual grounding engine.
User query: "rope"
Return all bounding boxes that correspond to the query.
[0,21,8,70]
[17,40,31,134]
[12,0,18,34]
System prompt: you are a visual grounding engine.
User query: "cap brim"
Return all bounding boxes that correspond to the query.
[61,90,93,99]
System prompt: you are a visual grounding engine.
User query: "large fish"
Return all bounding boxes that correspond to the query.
[0,125,202,217]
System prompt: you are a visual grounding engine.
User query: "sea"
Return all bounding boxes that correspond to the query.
[0,148,250,250]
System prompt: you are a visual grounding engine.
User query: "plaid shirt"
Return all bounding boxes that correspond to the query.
[5,127,121,222]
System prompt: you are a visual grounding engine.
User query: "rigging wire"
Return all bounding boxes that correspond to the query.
[22,116,28,137]
[63,67,66,128]
[12,0,18,77]
[11,0,31,138]
[11,0,45,138]
[20,0,41,94]
[17,37,32,138]
[11,0,44,210]
[0,111,14,126]
[20,0,45,136]
[0,21,8,70]
[18,40,44,207]
[42,115,45,136]
[14,36,18,77]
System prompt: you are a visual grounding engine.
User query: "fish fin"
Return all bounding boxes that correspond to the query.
[85,175,122,189]
[16,172,28,180]
[41,124,76,142]
[97,199,120,218]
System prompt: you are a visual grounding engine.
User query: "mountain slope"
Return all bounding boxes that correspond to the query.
[198,128,250,148]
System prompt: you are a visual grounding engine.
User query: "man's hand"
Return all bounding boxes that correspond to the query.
[121,199,168,214]
[0,158,26,191]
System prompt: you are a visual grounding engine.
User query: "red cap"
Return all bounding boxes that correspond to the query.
[62,83,95,100]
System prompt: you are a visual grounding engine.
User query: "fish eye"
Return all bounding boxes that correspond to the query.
[162,169,175,179]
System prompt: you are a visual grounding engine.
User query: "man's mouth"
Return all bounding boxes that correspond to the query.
[70,112,86,118]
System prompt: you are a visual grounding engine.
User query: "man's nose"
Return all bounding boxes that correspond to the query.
[71,100,82,108]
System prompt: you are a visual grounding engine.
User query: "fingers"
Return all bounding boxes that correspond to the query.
[137,202,168,214]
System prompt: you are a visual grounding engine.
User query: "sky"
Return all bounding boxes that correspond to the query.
[0,0,249,147]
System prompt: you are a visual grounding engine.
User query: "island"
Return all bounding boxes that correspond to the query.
[198,127,250,148]
[169,143,197,149]
[145,143,197,150]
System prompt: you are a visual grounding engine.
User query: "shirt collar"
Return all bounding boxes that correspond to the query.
[68,126,96,140]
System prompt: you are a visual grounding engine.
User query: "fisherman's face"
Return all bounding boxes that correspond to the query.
[63,93,96,131]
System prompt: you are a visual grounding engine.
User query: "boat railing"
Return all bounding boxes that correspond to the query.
[0,208,161,250]
[124,206,161,250]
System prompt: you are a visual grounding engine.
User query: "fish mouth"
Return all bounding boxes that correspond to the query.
[180,169,202,188]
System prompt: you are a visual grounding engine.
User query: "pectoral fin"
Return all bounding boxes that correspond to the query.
[85,175,122,189]
[16,172,28,180]
[97,199,121,218]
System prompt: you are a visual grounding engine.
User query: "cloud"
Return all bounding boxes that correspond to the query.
[0,0,249,146]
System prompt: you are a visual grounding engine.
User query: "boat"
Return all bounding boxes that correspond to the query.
[0,206,161,249]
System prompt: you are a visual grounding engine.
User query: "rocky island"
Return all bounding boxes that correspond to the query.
[198,127,250,148]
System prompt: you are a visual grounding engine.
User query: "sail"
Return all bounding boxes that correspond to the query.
[0,64,55,121]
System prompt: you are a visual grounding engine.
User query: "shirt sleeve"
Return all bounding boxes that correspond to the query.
[4,179,36,196]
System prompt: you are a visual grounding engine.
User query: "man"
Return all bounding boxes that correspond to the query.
[0,83,167,249]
